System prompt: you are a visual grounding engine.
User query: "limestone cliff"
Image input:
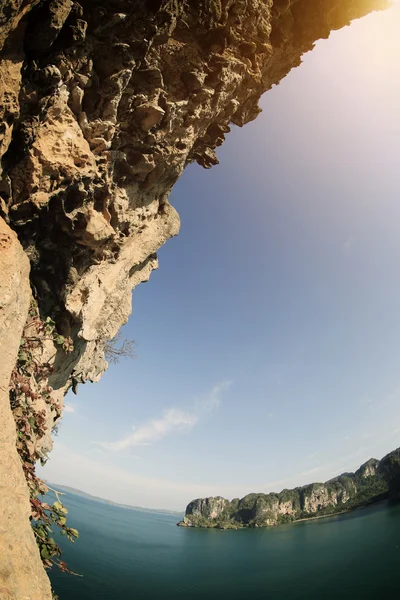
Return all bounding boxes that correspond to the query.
[0,0,390,449]
[0,0,390,595]
[178,448,400,528]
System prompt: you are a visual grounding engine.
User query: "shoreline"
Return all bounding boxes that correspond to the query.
[295,496,396,525]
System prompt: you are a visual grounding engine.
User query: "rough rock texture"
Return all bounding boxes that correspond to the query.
[0,217,52,600]
[356,457,379,478]
[178,448,400,528]
[185,496,230,521]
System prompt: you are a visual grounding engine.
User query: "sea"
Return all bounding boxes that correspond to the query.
[49,491,400,600]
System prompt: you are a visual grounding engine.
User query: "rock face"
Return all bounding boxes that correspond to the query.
[0,217,52,599]
[184,496,231,525]
[356,457,379,479]
[178,448,400,528]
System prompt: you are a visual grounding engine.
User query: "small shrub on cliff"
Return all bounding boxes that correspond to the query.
[104,331,136,364]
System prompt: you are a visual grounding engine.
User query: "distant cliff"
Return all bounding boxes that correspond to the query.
[178,448,400,529]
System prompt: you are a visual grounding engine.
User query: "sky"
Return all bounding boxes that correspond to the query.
[40,2,400,511]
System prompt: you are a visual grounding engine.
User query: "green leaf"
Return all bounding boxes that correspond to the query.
[40,545,51,560]
[35,527,46,539]
[54,334,65,346]
[18,352,29,363]
[68,528,79,538]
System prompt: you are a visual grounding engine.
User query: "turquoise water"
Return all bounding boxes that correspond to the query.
[50,492,400,599]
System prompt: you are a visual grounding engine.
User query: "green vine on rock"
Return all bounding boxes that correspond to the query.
[9,300,80,583]
[31,485,80,574]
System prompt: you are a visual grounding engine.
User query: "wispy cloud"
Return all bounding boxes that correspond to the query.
[306,452,318,460]
[64,403,76,414]
[295,466,326,480]
[38,441,250,511]
[359,383,400,409]
[99,381,231,452]
[343,236,355,251]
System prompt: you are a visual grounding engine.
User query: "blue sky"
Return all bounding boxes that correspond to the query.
[40,3,400,510]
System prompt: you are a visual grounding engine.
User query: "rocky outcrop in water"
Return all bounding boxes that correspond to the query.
[178,448,400,528]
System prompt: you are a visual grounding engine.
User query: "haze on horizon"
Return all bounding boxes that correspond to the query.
[40,2,400,511]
